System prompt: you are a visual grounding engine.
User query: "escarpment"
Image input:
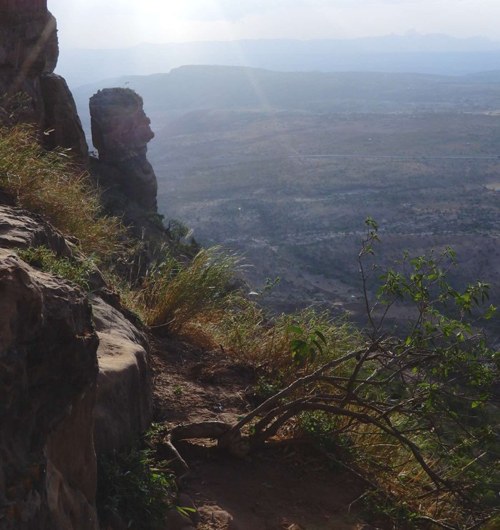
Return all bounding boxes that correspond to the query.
[0,0,87,161]
[1,4,158,529]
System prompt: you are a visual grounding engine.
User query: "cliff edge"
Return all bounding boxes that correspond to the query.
[0,3,156,529]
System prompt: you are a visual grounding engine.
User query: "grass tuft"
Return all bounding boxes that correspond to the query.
[17,246,95,290]
[0,124,124,258]
[134,246,239,333]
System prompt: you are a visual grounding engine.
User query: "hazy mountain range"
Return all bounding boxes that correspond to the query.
[59,34,500,88]
[73,65,500,139]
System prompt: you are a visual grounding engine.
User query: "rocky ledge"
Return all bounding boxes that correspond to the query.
[0,206,152,530]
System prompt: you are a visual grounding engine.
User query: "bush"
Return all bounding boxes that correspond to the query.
[96,446,176,530]
[135,247,239,333]
[17,246,95,290]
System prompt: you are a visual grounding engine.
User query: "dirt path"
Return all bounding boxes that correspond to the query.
[151,337,375,530]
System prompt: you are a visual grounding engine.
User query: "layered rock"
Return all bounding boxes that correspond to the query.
[89,88,158,212]
[0,203,153,528]
[91,296,152,454]
[0,0,87,161]
[0,204,73,257]
[0,249,99,530]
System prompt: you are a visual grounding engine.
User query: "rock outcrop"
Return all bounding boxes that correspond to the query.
[0,202,154,529]
[0,0,88,161]
[0,249,99,529]
[0,204,73,258]
[89,88,158,212]
[40,74,89,159]
[91,296,152,454]
[1,5,159,529]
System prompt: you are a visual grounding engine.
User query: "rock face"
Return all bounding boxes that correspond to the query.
[89,89,154,161]
[0,249,99,530]
[40,74,89,160]
[0,1,57,85]
[89,88,158,212]
[0,204,73,257]
[91,296,152,454]
[0,0,88,161]
[0,203,153,528]
[1,5,158,529]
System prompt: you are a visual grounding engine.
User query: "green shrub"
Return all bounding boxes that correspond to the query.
[96,446,176,530]
[17,246,95,290]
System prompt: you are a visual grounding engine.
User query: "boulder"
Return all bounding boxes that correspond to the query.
[0,250,99,530]
[91,296,152,454]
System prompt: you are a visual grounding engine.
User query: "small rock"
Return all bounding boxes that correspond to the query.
[198,505,235,528]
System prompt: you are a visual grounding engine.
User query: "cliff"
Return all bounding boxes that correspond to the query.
[0,4,156,529]
[0,0,87,161]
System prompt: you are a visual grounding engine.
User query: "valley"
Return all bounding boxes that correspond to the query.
[73,67,500,336]
[150,110,500,333]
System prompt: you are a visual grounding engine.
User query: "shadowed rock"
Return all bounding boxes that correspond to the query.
[0,249,99,530]
[0,0,88,161]
[89,88,158,212]
[40,74,88,160]
[89,88,154,161]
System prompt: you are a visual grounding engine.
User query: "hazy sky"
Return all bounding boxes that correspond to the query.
[49,0,500,49]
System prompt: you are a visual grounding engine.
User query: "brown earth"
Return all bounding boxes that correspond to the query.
[150,337,377,530]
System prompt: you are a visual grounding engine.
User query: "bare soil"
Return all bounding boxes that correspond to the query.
[151,336,376,530]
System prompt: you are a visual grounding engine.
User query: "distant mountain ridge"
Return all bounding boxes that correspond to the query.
[58,35,500,87]
[73,65,500,137]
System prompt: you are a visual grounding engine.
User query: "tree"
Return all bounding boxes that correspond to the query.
[165,219,499,528]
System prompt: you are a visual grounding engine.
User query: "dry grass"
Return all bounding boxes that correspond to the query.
[312,413,483,527]
[203,302,360,376]
[134,247,239,333]
[0,124,124,258]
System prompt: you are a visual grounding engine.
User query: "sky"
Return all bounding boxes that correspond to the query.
[48,0,500,49]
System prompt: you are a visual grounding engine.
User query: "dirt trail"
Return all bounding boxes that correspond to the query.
[151,337,375,530]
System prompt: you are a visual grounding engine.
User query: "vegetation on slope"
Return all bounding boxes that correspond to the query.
[1,123,498,529]
[133,246,239,333]
[17,245,96,290]
[135,219,499,529]
[0,124,123,258]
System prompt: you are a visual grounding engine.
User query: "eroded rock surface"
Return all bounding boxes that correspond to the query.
[0,249,99,530]
[89,88,158,212]
[0,204,73,257]
[0,203,153,528]
[91,295,152,454]
[40,74,88,162]
[0,0,88,160]
[1,5,158,528]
